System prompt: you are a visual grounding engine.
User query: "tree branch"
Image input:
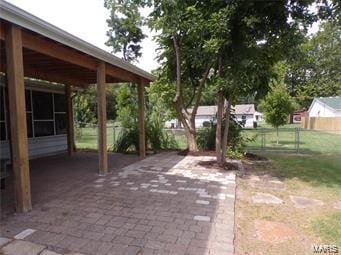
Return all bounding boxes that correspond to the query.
[190,63,213,122]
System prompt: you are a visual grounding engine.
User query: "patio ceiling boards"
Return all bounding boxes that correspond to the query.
[0,0,154,87]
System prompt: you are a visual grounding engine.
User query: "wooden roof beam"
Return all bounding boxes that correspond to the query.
[21,30,98,70]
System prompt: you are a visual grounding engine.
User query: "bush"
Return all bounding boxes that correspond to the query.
[112,126,139,152]
[197,126,216,150]
[112,119,178,153]
[196,116,248,154]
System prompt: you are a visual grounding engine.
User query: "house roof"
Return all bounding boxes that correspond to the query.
[308,96,341,112]
[0,0,154,85]
[188,106,217,116]
[188,104,256,116]
[317,96,341,110]
[232,104,255,115]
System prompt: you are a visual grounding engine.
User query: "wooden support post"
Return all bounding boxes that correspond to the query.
[97,61,108,174]
[137,82,146,158]
[5,25,32,212]
[65,85,74,156]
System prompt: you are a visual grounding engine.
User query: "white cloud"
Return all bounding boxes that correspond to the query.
[6,0,159,72]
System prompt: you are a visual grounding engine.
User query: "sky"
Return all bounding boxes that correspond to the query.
[6,0,319,73]
[6,0,160,72]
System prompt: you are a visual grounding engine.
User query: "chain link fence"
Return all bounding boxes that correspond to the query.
[243,128,341,154]
[75,123,341,154]
[75,123,123,150]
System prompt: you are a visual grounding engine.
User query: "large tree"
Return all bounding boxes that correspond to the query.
[148,1,215,151]
[204,0,321,164]
[105,0,146,62]
[105,0,338,161]
[285,19,341,108]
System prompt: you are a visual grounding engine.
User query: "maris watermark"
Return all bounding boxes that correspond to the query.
[312,244,338,254]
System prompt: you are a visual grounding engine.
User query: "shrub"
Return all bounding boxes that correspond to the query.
[197,126,216,150]
[112,126,139,152]
[112,119,178,153]
[196,116,248,155]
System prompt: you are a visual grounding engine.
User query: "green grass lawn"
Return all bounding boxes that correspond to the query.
[236,152,341,254]
[236,123,341,253]
[243,124,341,154]
[75,126,122,150]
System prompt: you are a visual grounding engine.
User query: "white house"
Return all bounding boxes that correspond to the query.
[165,106,217,128]
[165,104,262,128]
[232,104,262,128]
[191,106,218,127]
[308,96,341,117]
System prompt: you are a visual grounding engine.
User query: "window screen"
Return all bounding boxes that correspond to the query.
[55,113,67,135]
[34,121,54,137]
[26,113,33,138]
[25,89,32,112]
[32,91,53,120]
[0,122,6,141]
[54,93,66,112]
[0,87,5,121]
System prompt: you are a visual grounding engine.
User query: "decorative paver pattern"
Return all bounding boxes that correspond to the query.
[14,229,36,240]
[1,240,45,255]
[0,237,11,247]
[0,152,236,255]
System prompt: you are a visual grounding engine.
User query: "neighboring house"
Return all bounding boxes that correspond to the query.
[308,96,341,117]
[291,109,308,123]
[165,119,181,129]
[254,111,264,122]
[165,104,262,128]
[165,106,217,128]
[232,104,257,128]
[191,106,218,128]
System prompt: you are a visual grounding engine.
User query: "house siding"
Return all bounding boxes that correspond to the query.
[0,135,67,159]
[0,78,67,160]
[235,114,254,127]
[309,100,341,117]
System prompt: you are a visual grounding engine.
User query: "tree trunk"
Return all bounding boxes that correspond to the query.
[171,35,212,152]
[185,128,198,151]
[276,127,279,145]
[216,90,224,162]
[221,97,232,165]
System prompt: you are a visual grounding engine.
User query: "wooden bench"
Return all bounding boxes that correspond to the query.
[0,158,10,190]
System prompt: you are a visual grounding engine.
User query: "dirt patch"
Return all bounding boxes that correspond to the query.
[244,152,268,161]
[197,160,239,171]
[177,149,216,157]
[333,200,341,210]
[254,219,297,243]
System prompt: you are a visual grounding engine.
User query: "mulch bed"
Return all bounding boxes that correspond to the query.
[244,152,268,161]
[198,160,239,171]
[177,149,216,157]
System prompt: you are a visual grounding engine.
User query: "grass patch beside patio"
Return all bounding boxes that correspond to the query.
[235,153,341,255]
[311,212,341,247]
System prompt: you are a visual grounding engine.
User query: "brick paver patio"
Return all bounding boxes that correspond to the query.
[0,152,236,255]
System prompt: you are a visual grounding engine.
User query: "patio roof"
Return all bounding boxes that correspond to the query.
[0,0,148,213]
[0,0,154,86]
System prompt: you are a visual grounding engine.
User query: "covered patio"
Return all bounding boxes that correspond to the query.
[0,2,153,213]
[1,152,140,214]
[1,152,236,255]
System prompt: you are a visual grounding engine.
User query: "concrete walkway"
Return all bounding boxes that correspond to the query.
[0,152,236,255]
